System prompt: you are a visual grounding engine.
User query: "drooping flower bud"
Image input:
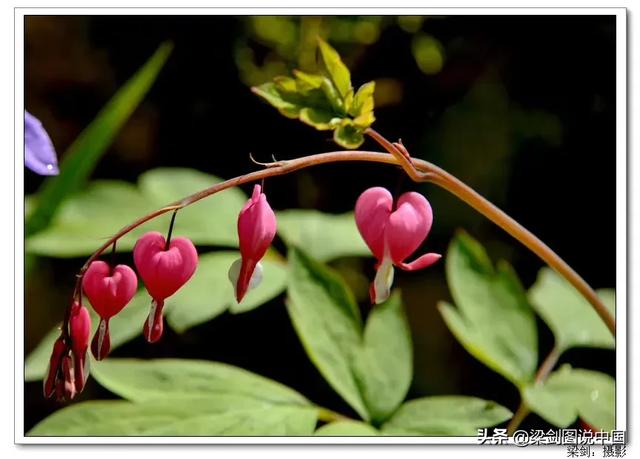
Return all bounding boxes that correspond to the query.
[68,303,91,392]
[60,354,76,401]
[133,231,198,343]
[355,187,441,304]
[82,260,138,360]
[43,336,67,399]
[228,184,277,303]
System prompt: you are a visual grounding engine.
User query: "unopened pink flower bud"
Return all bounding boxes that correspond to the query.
[228,184,277,303]
[69,303,91,392]
[43,337,67,399]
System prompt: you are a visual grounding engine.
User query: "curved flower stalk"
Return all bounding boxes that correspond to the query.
[355,187,441,304]
[228,184,277,303]
[133,231,198,343]
[25,111,59,175]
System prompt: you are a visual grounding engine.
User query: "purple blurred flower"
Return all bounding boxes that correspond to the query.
[25,111,59,175]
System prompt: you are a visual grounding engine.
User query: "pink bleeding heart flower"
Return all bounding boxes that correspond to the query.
[355,186,441,304]
[82,260,138,360]
[68,302,91,393]
[228,184,277,303]
[134,231,198,343]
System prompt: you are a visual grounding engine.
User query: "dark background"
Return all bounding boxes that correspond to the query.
[24,15,616,432]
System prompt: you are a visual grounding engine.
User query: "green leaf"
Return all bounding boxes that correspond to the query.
[165,251,287,333]
[28,398,318,436]
[276,210,370,261]
[138,168,247,248]
[26,168,247,257]
[286,248,413,423]
[439,232,537,386]
[286,247,367,420]
[317,38,352,100]
[334,120,365,149]
[353,291,412,424]
[27,358,320,436]
[299,107,341,131]
[381,396,512,436]
[523,365,615,431]
[349,81,376,122]
[26,42,173,236]
[26,180,155,256]
[145,405,318,436]
[25,291,153,382]
[90,358,311,406]
[528,268,615,352]
[315,420,379,436]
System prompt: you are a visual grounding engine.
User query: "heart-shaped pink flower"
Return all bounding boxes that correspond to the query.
[83,261,138,319]
[355,187,441,304]
[134,231,198,343]
[82,260,138,360]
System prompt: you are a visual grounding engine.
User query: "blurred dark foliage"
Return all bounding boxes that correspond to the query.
[24,15,616,432]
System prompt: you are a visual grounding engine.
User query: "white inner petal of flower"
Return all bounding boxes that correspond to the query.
[228,258,242,297]
[146,299,158,340]
[228,259,264,298]
[373,256,395,304]
[249,262,264,290]
[97,319,107,355]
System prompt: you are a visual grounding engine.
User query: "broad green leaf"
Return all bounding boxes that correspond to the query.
[353,291,412,424]
[528,268,615,352]
[26,42,173,236]
[145,405,318,436]
[28,398,318,436]
[287,247,368,420]
[440,232,537,386]
[26,180,155,256]
[165,251,287,333]
[317,38,352,100]
[287,248,413,423]
[91,358,310,406]
[315,420,379,436]
[276,210,370,261]
[25,290,153,382]
[138,168,247,248]
[523,365,615,431]
[28,399,216,436]
[381,396,512,436]
[26,168,247,257]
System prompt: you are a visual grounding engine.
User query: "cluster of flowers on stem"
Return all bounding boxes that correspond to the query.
[44,182,439,400]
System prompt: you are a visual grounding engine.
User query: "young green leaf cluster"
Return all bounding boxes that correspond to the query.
[252,38,375,148]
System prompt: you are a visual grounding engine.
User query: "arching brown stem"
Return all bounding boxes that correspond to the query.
[65,131,615,338]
